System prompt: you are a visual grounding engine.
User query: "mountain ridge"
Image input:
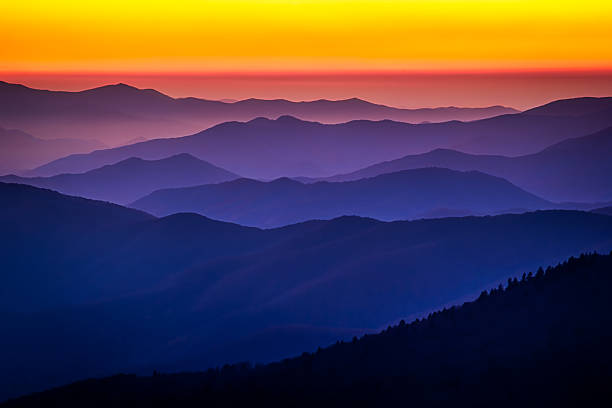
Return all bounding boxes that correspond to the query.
[0,126,105,175]
[26,97,612,178]
[1,154,239,204]
[131,167,553,227]
[0,80,519,146]
[298,126,612,202]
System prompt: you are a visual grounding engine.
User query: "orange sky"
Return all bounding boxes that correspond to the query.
[2,0,612,73]
[1,1,611,108]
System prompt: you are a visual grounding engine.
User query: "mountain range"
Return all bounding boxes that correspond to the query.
[0,154,239,204]
[6,125,609,214]
[3,80,612,405]
[131,168,552,227]
[0,126,104,175]
[298,126,612,202]
[27,96,612,178]
[6,252,611,407]
[0,80,517,146]
[2,182,612,400]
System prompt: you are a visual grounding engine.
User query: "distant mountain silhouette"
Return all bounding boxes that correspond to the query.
[1,154,239,204]
[0,126,104,175]
[131,168,552,227]
[230,97,518,124]
[0,81,517,146]
[451,96,612,155]
[28,97,612,178]
[7,253,611,407]
[303,126,612,202]
[2,182,612,400]
[524,96,612,116]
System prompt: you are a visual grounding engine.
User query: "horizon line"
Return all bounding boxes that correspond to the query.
[3,68,612,78]
[0,79,527,110]
[5,77,612,111]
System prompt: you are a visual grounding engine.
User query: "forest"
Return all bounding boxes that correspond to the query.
[6,252,612,407]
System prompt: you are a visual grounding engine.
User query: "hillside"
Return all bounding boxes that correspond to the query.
[1,153,239,204]
[132,168,552,227]
[305,126,612,202]
[1,183,612,400]
[5,252,612,407]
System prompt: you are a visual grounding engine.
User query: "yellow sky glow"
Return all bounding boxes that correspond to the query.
[1,0,611,73]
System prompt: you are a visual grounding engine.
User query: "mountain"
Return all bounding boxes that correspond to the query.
[7,252,611,407]
[0,126,104,175]
[0,154,239,204]
[453,96,612,155]
[303,126,612,202]
[0,81,517,146]
[131,168,552,228]
[229,97,518,123]
[524,96,612,116]
[2,182,612,400]
[28,97,612,178]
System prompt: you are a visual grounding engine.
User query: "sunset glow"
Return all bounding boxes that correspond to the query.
[2,0,612,74]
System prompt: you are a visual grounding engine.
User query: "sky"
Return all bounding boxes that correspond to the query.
[1,0,612,108]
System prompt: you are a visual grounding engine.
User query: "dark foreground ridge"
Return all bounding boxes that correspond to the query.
[6,252,612,407]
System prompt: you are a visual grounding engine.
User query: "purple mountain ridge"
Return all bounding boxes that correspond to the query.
[0,80,518,146]
[0,126,105,175]
[0,153,239,204]
[130,168,553,228]
[27,96,612,179]
[298,126,612,203]
[523,96,612,117]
